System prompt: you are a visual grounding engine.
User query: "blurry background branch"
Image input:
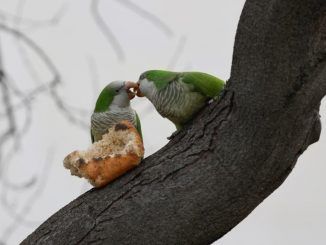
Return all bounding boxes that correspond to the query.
[0,0,183,243]
[91,0,126,61]
[0,1,85,242]
[116,0,174,38]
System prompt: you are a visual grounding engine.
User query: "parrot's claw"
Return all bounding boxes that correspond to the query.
[167,130,179,140]
[208,95,221,104]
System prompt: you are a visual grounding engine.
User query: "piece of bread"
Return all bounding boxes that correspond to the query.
[63,121,144,188]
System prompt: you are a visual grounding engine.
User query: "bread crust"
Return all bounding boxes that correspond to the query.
[63,121,144,187]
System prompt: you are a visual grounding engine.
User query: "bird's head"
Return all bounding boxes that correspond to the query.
[136,70,178,97]
[94,80,138,112]
[135,71,149,97]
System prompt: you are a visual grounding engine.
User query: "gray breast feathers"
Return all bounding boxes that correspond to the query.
[91,109,136,141]
[149,80,207,125]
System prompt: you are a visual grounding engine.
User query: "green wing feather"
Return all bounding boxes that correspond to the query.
[181,72,225,98]
[135,112,142,140]
[91,86,115,142]
[91,130,95,143]
[94,86,115,113]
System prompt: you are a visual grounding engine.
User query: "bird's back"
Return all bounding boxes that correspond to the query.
[181,72,225,98]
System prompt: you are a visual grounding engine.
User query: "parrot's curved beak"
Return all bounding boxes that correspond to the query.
[124,81,138,100]
[135,82,144,97]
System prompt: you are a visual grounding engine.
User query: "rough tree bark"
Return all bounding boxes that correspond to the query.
[23,0,326,244]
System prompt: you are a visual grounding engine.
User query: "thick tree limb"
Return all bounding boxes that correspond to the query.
[23,0,326,244]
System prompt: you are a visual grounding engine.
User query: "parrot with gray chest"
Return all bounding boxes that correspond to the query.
[91,81,142,143]
[136,70,225,132]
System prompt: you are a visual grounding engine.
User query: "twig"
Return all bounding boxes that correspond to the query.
[0,23,89,128]
[0,148,56,243]
[116,0,174,37]
[167,36,187,69]
[0,6,65,29]
[0,44,17,178]
[86,55,101,102]
[91,0,125,61]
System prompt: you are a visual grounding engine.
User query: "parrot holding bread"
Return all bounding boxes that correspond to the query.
[91,81,142,142]
[136,70,225,131]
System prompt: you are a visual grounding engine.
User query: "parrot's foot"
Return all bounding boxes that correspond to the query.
[167,130,180,140]
[208,95,220,104]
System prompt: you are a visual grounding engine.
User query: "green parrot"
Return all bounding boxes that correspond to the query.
[91,80,142,143]
[136,70,225,130]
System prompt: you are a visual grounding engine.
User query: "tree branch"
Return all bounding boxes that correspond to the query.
[22,0,326,244]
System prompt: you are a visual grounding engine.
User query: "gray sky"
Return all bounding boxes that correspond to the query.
[0,0,325,244]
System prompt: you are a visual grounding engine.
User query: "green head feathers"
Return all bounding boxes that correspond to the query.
[139,70,178,90]
[94,81,125,112]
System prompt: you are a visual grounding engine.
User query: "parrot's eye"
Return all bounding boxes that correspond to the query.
[139,74,145,80]
[115,85,124,93]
